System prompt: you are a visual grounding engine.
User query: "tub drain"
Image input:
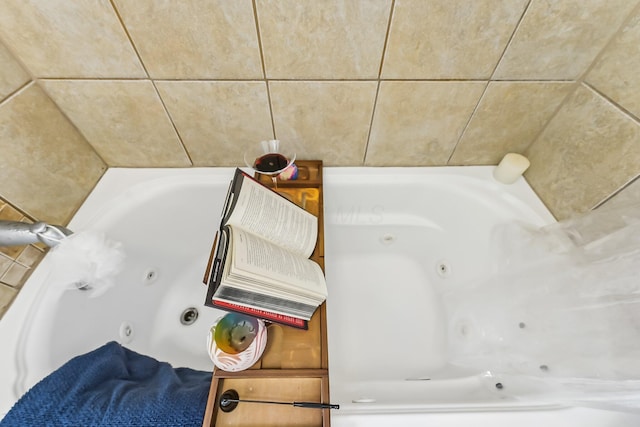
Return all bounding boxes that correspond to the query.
[180,307,199,325]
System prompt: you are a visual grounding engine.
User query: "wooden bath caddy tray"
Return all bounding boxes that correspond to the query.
[202,160,331,427]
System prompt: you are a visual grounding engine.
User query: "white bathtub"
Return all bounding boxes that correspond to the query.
[1,166,639,426]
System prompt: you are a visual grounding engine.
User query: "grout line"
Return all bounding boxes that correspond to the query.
[445,80,490,165]
[524,2,640,159]
[577,1,640,83]
[362,81,382,166]
[0,33,37,82]
[150,82,194,166]
[445,0,533,165]
[376,0,395,80]
[489,0,532,80]
[108,0,194,166]
[152,78,267,83]
[35,79,110,172]
[582,81,640,124]
[519,81,579,154]
[37,77,151,81]
[73,166,110,219]
[574,2,640,127]
[530,0,640,215]
[108,0,149,77]
[31,76,578,83]
[363,0,396,165]
[252,0,268,80]
[0,33,38,109]
[488,78,575,83]
[0,80,34,107]
[264,81,277,140]
[592,173,640,209]
[252,0,277,139]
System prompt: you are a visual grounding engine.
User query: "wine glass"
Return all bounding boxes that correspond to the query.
[243,140,296,188]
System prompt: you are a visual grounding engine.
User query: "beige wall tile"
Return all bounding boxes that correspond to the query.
[16,245,44,268]
[599,176,640,211]
[156,81,273,166]
[0,203,24,222]
[382,0,527,79]
[586,10,640,119]
[0,84,106,224]
[257,0,391,79]
[0,255,11,278]
[0,0,145,78]
[495,0,637,80]
[114,0,262,79]
[0,41,30,101]
[0,283,18,319]
[450,81,574,165]
[367,81,485,166]
[40,80,190,167]
[525,84,640,220]
[1,262,29,288]
[269,81,378,165]
[0,203,29,259]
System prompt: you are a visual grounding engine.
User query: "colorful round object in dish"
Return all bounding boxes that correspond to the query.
[213,313,259,354]
[207,318,267,372]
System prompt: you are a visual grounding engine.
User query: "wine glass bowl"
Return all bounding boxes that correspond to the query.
[243,140,296,186]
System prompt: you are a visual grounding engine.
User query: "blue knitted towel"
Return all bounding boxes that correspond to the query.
[0,341,212,426]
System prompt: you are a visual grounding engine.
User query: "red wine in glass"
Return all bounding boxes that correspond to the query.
[253,153,289,173]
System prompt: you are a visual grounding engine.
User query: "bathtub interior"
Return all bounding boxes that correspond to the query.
[0,166,558,417]
[0,169,235,413]
[322,168,557,412]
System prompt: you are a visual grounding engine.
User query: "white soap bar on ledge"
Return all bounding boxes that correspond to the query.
[493,153,530,184]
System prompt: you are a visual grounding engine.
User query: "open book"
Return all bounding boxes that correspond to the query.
[204,169,327,328]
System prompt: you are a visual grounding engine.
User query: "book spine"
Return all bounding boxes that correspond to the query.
[212,299,308,330]
[215,286,317,319]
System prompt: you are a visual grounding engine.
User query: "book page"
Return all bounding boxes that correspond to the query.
[225,171,317,258]
[228,227,327,299]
